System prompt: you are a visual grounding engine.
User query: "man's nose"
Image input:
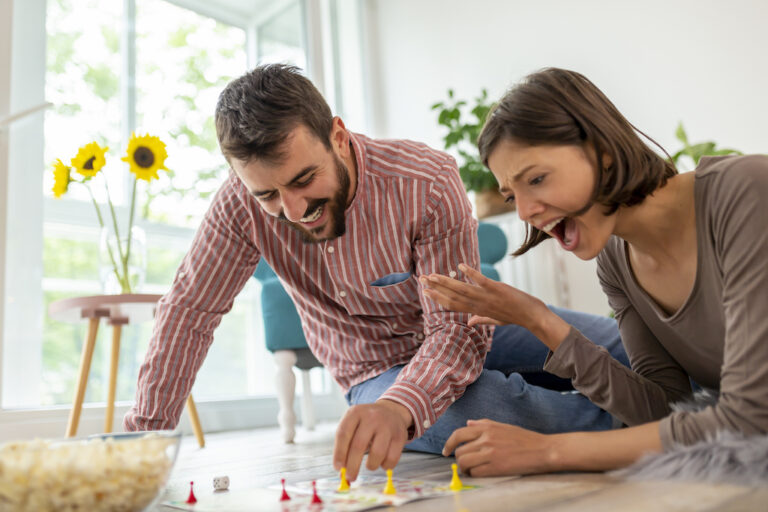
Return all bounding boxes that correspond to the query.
[281,192,306,223]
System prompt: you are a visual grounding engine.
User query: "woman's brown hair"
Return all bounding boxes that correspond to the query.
[478,68,677,256]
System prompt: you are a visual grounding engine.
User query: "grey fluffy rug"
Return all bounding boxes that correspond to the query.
[612,390,768,485]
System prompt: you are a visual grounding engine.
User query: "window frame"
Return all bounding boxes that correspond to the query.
[0,0,352,440]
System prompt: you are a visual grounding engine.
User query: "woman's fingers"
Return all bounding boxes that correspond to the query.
[442,425,482,456]
[468,315,504,327]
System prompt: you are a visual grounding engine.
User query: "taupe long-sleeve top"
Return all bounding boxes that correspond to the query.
[544,155,768,450]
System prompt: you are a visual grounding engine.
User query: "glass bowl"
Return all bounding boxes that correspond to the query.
[0,430,181,512]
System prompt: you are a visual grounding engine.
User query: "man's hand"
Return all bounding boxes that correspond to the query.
[333,400,413,481]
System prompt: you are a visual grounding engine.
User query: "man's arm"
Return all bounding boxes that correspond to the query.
[124,176,260,431]
[377,158,490,438]
[334,157,491,480]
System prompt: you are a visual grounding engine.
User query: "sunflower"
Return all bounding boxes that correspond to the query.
[122,133,168,182]
[52,159,72,198]
[71,141,109,179]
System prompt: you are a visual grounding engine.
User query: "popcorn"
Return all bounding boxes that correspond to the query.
[0,434,178,512]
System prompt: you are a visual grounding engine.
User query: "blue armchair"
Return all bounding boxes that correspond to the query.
[253,221,508,442]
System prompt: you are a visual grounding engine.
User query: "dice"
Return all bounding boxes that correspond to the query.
[213,476,230,491]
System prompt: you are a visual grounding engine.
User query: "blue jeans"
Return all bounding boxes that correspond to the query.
[346,306,628,454]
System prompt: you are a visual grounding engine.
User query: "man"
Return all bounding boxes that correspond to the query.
[125,64,626,481]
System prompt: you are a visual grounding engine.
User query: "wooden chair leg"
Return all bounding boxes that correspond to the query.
[300,369,316,431]
[66,317,100,437]
[104,325,122,433]
[273,350,297,443]
[186,394,205,448]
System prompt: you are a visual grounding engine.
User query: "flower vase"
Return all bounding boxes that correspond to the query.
[99,225,147,294]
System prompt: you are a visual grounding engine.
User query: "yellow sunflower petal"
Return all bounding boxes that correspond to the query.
[71,141,109,179]
[122,133,168,182]
[52,159,72,198]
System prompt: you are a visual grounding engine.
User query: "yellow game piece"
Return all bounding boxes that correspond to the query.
[382,469,397,495]
[337,467,350,492]
[449,463,464,491]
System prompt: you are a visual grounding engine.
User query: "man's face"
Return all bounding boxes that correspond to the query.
[230,124,352,243]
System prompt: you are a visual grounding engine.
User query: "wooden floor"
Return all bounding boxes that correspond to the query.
[156,423,768,511]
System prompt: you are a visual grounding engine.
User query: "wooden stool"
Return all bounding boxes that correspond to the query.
[48,294,205,447]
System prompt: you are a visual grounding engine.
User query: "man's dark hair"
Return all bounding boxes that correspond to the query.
[478,68,677,256]
[215,63,333,163]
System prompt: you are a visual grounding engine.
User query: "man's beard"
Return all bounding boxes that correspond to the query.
[278,155,351,243]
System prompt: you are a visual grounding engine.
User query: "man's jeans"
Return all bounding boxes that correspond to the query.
[346,306,628,454]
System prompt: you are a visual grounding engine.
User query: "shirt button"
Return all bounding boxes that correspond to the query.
[423,419,431,429]
[339,291,347,298]
[327,246,335,253]
[391,323,398,329]
[178,271,186,279]
[449,270,457,278]
[417,333,424,340]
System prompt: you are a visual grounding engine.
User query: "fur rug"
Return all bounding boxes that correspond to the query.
[612,390,768,486]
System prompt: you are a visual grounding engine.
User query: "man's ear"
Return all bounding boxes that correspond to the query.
[330,116,350,158]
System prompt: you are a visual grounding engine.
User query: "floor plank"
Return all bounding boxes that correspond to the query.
[155,424,765,511]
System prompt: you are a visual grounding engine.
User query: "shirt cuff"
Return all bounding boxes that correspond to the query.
[378,381,436,440]
[542,326,584,378]
[658,415,678,451]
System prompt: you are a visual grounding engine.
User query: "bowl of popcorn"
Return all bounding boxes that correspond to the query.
[0,430,181,512]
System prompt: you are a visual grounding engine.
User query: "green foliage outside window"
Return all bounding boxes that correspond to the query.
[39,0,250,406]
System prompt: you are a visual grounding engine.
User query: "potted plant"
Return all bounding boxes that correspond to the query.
[432,89,514,218]
[670,122,742,169]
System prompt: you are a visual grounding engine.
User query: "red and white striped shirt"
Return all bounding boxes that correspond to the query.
[124,133,491,439]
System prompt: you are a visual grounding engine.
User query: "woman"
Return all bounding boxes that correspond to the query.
[421,68,768,476]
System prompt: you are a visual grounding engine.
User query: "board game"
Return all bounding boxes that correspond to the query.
[163,471,478,511]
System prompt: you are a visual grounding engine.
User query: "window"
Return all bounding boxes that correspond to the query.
[1,0,361,438]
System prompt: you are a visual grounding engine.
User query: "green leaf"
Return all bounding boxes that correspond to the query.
[675,122,689,145]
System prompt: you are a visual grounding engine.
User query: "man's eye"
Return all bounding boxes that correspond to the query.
[257,192,276,201]
[505,195,516,204]
[530,175,545,186]
[295,175,315,187]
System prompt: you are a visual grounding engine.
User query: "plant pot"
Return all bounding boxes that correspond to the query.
[475,188,516,219]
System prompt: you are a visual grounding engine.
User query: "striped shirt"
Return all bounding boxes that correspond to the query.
[124,132,491,439]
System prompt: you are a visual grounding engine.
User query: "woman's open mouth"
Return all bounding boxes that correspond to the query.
[541,217,579,251]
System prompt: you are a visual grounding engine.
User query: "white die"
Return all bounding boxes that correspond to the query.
[213,476,230,491]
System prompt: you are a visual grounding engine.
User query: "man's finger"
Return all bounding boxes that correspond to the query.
[442,425,481,456]
[365,432,390,470]
[381,438,404,470]
[333,412,361,470]
[345,426,374,482]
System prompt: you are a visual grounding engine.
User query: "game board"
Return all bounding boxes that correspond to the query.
[162,474,478,511]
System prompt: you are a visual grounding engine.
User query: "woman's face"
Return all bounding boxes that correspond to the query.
[487,138,616,260]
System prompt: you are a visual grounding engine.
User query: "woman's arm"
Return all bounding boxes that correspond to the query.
[443,419,662,476]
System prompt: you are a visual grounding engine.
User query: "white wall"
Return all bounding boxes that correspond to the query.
[362,0,768,315]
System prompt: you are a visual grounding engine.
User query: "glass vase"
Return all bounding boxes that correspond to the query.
[99,225,147,294]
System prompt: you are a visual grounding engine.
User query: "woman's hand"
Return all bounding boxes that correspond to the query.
[442,419,556,477]
[421,263,545,328]
[420,263,570,349]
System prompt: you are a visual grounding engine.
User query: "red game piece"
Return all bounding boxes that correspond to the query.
[280,478,291,502]
[186,481,198,504]
[311,480,323,504]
